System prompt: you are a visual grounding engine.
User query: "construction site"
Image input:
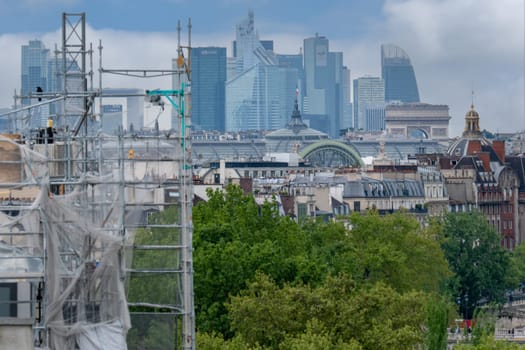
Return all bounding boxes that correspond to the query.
[0,13,194,350]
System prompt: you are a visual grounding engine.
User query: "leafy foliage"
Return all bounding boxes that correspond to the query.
[425,297,449,350]
[227,272,428,350]
[348,211,449,293]
[454,336,523,350]
[192,185,457,348]
[193,185,311,334]
[439,211,512,319]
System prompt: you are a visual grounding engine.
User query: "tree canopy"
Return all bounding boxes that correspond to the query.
[130,184,521,349]
[191,185,457,348]
[438,211,513,319]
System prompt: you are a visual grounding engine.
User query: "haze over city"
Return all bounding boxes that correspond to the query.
[0,0,523,135]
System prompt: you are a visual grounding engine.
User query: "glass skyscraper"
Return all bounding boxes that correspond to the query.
[191,47,226,131]
[303,34,344,138]
[21,40,86,130]
[21,40,50,106]
[226,11,296,132]
[21,40,50,128]
[381,44,420,103]
[353,76,385,131]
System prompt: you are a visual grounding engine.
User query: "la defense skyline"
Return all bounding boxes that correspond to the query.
[191,11,350,138]
[190,11,439,138]
[16,11,448,138]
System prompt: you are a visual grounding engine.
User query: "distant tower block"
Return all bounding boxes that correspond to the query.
[381,44,420,103]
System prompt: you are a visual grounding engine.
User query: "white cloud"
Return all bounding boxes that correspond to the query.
[330,0,524,136]
[378,0,524,135]
[1,0,523,135]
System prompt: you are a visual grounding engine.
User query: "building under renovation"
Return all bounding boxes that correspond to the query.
[0,13,194,349]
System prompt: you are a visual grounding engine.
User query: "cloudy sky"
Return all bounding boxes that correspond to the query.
[0,0,523,136]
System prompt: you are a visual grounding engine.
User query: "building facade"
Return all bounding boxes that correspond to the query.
[444,105,520,249]
[303,34,344,138]
[21,40,50,128]
[225,11,296,132]
[101,88,144,132]
[191,47,227,131]
[353,76,385,131]
[21,40,50,106]
[341,66,353,130]
[385,103,451,140]
[381,44,420,103]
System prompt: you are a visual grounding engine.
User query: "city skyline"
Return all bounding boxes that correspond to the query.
[0,0,522,136]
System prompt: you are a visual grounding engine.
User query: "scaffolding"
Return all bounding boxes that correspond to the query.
[0,12,194,350]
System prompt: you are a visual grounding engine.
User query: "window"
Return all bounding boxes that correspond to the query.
[298,203,308,219]
[0,283,17,317]
[354,201,361,212]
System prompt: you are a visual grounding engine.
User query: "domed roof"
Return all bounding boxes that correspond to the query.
[465,104,479,118]
[447,103,488,156]
[447,137,491,157]
[461,103,482,138]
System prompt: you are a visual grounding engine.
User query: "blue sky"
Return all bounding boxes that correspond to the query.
[0,0,384,36]
[0,0,523,135]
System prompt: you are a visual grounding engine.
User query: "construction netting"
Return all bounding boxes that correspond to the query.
[0,135,131,349]
[0,133,186,349]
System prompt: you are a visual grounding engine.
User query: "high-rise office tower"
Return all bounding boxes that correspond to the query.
[277,53,304,91]
[21,40,50,105]
[191,47,226,131]
[102,88,144,131]
[226,11,296,131]
[101,104,123,135]
[353,76,385,131]
[381,44,420,103]
[21,40,50,128]
[47,57,83,122]
[21,40,88,130]
[277,53,305,114]
[341,66,352,130]
[303,34,344,138]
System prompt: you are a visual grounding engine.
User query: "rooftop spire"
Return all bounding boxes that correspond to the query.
[287,87,307,133]
[471,82,475,108]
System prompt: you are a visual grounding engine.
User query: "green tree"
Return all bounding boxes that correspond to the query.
[508,241,525,287]
[438,211,512,319]
[454,336,522,350]
[280,319,363,350]
[348,211,450,293]
[470,309,497,346]
[228,272,428,350]
[193,185,310,335]
[193,188,451,344]
[425,297,449,350]
[196,332,262,350]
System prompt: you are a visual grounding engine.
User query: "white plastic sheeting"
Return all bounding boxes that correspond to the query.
[77,321,127,350]
[41,187,131,349]
[0,136,131,349]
